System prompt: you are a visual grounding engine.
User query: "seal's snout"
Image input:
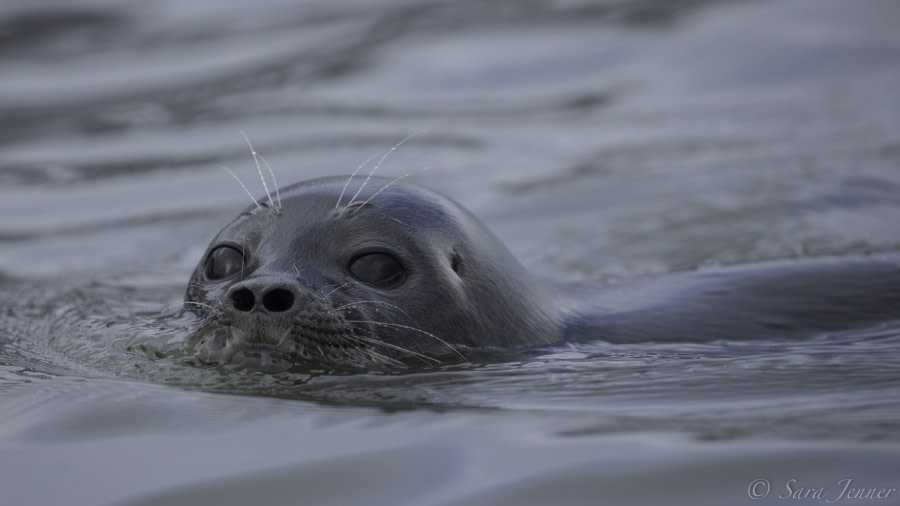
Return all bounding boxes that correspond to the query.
[226,280,298,314]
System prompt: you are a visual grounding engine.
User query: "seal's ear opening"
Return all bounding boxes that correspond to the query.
[450,251,461,276]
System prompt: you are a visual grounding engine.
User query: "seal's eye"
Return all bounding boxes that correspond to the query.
[349,253,404,288]
[205,246,244,280]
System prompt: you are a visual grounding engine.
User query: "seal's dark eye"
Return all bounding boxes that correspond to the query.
[205,246,244,280]
[349,253,404,288]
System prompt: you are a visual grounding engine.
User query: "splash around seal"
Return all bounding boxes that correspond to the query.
[183,176,561,369]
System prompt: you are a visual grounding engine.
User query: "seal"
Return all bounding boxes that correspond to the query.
[184,175,900,368]
[184,175,560,368]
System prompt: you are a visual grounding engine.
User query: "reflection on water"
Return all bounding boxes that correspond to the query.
[2,0,900,504]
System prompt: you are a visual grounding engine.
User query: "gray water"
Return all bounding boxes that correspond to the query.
[3,0,900,504]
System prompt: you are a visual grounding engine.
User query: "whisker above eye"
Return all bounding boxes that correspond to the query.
[347,131,425,207]
[359,166,431,207]
[221,166,263,211]
[337,149,387,209]
[240,130,280,212]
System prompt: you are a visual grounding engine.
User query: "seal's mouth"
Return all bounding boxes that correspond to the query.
[179,307,451,369]
[182,317,368,368]
[226,321,360,350]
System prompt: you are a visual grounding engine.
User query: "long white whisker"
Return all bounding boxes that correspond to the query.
[360,167,430,207]
[358,346,408,367]
[346,320,467,362]
[354,335,441,365]
[323,282,356,298]
[336,150,387,208]
[221,166,263,211]
[182,316,221,349]
[337,300,418,326]
[184,316,216,335]
[161,301,218,314]
[186,285,224,304]
[240,130,274,209]
[347,130,425,207]
[257,154,281,210]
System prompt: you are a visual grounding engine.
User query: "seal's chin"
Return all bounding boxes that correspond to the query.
[224,343,295,372]
[226,324,292,348]
[184,323,296,369]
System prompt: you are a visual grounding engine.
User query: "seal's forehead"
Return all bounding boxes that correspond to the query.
[280,175,432,203]
[278,176,458,227]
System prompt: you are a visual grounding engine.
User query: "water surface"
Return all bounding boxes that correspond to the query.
[2,0,900,504]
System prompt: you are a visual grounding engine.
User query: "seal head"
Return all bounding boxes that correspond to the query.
[185,176,560,368]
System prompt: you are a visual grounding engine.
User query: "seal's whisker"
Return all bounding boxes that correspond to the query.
[239,130,276,212]
[161,300,219,315]
[337,300,418,326]
[347,130,425,207]
[375,354,409,368]
[358,346,408,367]
[354,335,439,365]
[221,166,263,211]
[180,288,224,319]
[186,283,223,304]
[322,281,357,298]
[257,154,281,210]
[188,281,213,293]
[182,318,213,337]
[346,320,467,362]
[240,242,246,279]
[182,315,222,349]
[336,149,387,208]
[360,167,431,207]
[311,280,352,299]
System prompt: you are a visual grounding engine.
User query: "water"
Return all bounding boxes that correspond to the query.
[2,0,900,504]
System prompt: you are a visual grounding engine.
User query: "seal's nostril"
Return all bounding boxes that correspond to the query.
[232,288,255,312]
[262,288,294,312]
